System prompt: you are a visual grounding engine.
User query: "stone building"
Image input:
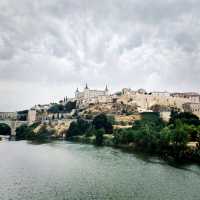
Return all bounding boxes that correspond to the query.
[151,91,170,97]
[0,112,17,120]
[137,88,147,94]
[75,84,112,108]
[116,89,191,113]
[31,104,51,112]
[27,109,37,123]
[183,102,200,118]
[171,93,200,103]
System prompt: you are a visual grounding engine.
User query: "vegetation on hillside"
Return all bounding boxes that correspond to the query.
[66,114,113,145]
[15,123,54,141]
[66,112,200,162]
[93,113,113,134]
[48,101,76,113]
[0,123,11,135]
[114,112,200,161]
[14,110,200,162]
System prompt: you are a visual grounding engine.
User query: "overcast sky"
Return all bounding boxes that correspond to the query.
[0,0,200,111]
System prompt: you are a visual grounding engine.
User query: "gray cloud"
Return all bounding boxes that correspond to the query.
[0,0,200,111]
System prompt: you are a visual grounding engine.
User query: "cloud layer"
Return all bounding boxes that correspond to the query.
[0,0,200,111]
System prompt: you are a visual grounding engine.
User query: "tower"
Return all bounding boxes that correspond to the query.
[85,83,89,90]
[84,83,89,99]
[75,88,79,98]
[105,85,109,95]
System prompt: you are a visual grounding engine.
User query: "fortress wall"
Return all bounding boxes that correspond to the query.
[118,93,190,111]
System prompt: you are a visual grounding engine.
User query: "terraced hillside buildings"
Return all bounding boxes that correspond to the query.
[7,85,199,124]
[74,85,200,118]
[120,88,200,116]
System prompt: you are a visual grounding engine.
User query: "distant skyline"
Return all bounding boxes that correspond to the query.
[0,0,200,111]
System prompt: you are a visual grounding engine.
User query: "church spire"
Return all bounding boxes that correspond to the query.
[105,85,108,91]
[85,83,89,89]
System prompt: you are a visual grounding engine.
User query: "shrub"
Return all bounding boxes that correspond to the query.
[169,111,200,126]
[113,129,135,145]
[93,114,113,134]
[35,124,54,141]
[16,124,30,140]
[0,123,11,135]
[95,128,105,146]
[67,118,91,138]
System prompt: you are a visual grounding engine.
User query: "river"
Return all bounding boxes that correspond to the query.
[0,140,200,200]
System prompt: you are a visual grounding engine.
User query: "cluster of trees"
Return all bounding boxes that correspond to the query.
[14,109,200,162]
[48,101,76,113]
[114,112,200,161]
[66,114,113,145]
[0,123,11,135]
[15,123,54,141]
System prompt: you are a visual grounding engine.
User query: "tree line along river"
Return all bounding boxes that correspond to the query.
[0,139,200,200]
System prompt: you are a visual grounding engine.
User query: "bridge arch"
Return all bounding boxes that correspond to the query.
[0,120,28,136]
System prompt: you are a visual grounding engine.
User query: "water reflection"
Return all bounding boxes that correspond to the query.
[0,140,200,200]
[0,135,10,141]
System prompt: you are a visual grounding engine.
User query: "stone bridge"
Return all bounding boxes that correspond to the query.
[0,120,28,136]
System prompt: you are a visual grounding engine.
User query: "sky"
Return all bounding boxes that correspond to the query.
[0,0,200,111]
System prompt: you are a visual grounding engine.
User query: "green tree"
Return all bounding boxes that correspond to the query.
[107,115,116,125]
[113,128,135,145]
[48,104,64,113]
[64,101,76,112]
[36,124,54,141]
[16,123,41,140]
[170,120,189,146]
[133,112,165,132]
[67,119,91,138]
[67,121,80,138]
[169,111,200,126]
[169,120,189,159]
[196,126,200,149]
[95,128,105,146]
[0,123,11,135]
[16,124,29,140]
[159,126,171,150]
[93,114,113,134]
[184,125,198,141]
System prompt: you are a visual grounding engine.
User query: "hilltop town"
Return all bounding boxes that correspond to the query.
[1,84,200,123]
[1,84,200,137]
[1,84,200,163]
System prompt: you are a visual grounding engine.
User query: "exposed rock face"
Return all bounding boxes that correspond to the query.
[79,101,138,118]
[33,119,74,138]
[114,114,141,124]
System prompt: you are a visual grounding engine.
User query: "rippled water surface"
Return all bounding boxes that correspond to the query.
[0,140,200,200]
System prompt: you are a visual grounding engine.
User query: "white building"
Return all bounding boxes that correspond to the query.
[75,84,112,108]
[171,93,200,103]
[183,102,200,118]
[31,104,51,112]
[151,91,170,97]
[0,112,17,120]
[27,110,37,123]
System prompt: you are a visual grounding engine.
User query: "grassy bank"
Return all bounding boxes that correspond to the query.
[14,112,200,163]
[66,112,200,163]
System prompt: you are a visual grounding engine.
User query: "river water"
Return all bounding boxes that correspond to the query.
[0,140,200,200]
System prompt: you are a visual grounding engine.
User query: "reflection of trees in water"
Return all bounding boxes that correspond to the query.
[112,145,200,176]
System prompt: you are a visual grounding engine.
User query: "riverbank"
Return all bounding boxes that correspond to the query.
[65,112,200,164]
[68,134,200,164]
[13,112,200,163]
